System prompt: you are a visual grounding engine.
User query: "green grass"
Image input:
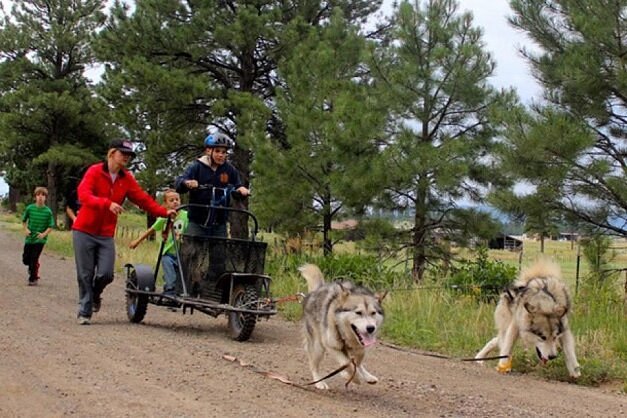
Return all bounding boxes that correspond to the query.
[382,290,495,356]
[269,239,627,391]
[378,284,626,388]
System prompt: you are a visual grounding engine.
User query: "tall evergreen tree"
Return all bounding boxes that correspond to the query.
[0,0,109,217]
[371,0,513,281]
[490,185,562,253]
[252,10,385,254]
[508,0,627,237]
[94,52,209,201]
[95,0,383,237]
[492,104,594,250]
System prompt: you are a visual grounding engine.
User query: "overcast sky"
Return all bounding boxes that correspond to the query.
[0,0,540,195]
[452,0,541,102]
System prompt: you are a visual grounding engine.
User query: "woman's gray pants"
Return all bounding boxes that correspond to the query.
[73,230,115,318]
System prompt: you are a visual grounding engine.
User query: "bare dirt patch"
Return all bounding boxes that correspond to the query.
[0,227,624,417]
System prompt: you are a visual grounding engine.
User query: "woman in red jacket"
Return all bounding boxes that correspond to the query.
[72,139,176,325]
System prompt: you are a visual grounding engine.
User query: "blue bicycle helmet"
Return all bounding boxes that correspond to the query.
[204,133,234,149]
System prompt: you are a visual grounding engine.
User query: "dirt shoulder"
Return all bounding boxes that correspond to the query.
[0,226,624,417]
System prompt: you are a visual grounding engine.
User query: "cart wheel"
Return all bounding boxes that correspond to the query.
[126,266,149,323]
[228,284,258,341]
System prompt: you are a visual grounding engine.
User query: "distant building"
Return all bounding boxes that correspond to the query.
[331,219,358,230]
[559,232,579,242]
[488,233,523,251]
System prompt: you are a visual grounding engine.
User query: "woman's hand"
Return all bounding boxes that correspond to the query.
[109,202,124,215]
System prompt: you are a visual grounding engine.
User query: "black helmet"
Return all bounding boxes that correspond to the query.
[204,133,234,149]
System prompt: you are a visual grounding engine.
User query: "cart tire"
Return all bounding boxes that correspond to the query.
[228,284,258,341]
[126,266,149,323]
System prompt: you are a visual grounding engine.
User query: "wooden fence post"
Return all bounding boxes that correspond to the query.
[575,242,581,295]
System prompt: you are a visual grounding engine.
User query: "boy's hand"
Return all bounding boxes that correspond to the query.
[184,180,198,189]
[166,209,177,219]
[236,186,250,197]
[129,239,139,249]
[24,228,31,237]
[36,232,46,239]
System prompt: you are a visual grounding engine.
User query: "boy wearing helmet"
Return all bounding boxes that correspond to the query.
[175,132,249,237]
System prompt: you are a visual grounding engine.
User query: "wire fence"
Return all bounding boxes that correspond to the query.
[121,228,627,297]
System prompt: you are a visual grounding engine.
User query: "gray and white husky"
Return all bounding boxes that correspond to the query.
[298,264,386,389]
[475,259,581,378]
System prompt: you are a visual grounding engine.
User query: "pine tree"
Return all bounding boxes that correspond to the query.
[371,0,513,281]
[252,10,385,254]
[493,104,594,249]
[0,0,108,217]
[508,0,627,237]
[95,0,383,237]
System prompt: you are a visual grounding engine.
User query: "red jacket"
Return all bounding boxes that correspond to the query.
[72,162,168,237]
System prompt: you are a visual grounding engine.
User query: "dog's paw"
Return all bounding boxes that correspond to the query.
[359,370,378,384]
[495,358,512,373]
[569,367,581,379]
[314,381,330,390]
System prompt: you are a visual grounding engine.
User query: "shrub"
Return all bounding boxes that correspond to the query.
[446,246,517,301]
[581,234,617,285]
[354,218,403,257]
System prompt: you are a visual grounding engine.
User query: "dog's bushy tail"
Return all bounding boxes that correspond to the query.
[519,258,562,284]
[298,263,325,292]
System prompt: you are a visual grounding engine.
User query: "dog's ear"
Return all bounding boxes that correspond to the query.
[524,302,537,314]
[337,282,351,301]
[376,290,388,303]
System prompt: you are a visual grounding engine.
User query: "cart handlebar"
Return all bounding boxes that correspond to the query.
[174,203,260,239]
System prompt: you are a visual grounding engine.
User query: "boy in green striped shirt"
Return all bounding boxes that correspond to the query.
[22,186,54,286]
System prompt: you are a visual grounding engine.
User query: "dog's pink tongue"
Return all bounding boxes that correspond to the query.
[361,333,377,347]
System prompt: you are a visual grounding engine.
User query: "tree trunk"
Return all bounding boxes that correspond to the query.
[412,182,429,282]
[229,146,250,239]
[47,162,58,227]
[64,212,73,231]
[145,189,157,241]
[540,235,545,253]
[411,224,427,283]
[8,185,20,212]
[323,210,333,256]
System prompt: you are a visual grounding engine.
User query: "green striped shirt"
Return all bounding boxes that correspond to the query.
[22,204,54,244]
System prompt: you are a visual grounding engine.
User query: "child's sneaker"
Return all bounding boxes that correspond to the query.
[77,315,91,325]
[27,279,37,286]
